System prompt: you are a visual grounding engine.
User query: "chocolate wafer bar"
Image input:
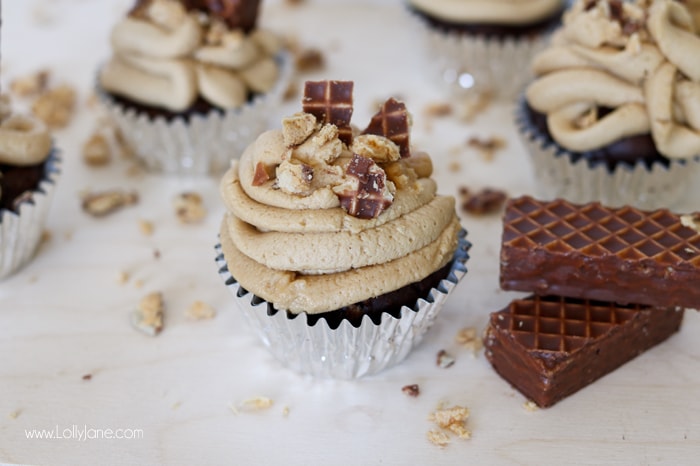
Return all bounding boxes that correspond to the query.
[484,295,684,408]
[363,98,410,158]
[302,80,354,144]
[500,196,700,309]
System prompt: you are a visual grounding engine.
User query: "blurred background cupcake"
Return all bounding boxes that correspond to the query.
[0,96,60,279]
[97,0,292,175]
[407,0,566,100]
[216,80,469,379]
[517,0,700,209]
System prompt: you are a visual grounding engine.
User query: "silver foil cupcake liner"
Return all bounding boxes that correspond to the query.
[408,10,554,100]
[96,51,293,176]
[215,229,470,379]
[515,98,698,209]
[0,150,60,280]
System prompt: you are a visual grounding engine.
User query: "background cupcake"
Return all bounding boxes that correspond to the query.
[407,0,565,99]
[216,81,469,379]
[97,0,291,175]
[0,96,60,279]
[517,0,700,209]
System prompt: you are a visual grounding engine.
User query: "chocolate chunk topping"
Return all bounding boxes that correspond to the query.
[363,98,410,158]
[302,80,354,145]
[337,154,392,219]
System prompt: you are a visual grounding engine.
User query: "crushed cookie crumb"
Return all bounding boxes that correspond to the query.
[185,301,217,321]
[428,405,471,443]
[174,192,207,224]
[459,187,508,215]
[466,136,506,162]
[81,190,139,217]
[82,374,92,381]
[437,349,455,369]
[10,69,50,97]
[82,132,112,167]
[131,292,164,336]
[32,84,77,129]
[427,429,451,447]
[402,384,420,397]
[138,219,154,236]
[236,396,274,412]
[455,327,483,355]
[523,400,539,412]
[680,213,700,233]
[448,161,461,173]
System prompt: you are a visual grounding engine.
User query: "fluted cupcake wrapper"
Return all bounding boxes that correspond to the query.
[0,150,60,280]
[96,51,293,176]
[515,99,698,209]
[215,229,470,379]
[407,10,553,101]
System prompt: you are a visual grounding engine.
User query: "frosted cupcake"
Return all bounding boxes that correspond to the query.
[98,0,291,175]
[0,96,59,279]
[407,0,565,99]
[517,0,700,209]
[216,80,469,378]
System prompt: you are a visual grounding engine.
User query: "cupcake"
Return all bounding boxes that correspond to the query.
[517,0,700,209]
[0,96,59,279]
[216,80,469,378]
[97,0,291,175]
[406,0,566,99]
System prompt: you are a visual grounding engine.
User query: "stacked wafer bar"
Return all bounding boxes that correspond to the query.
[484,196,692,407]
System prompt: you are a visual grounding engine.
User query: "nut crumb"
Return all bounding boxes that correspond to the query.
[82,374,92,381]
[467,136,506,161]
[523,400,539,412]
[459,187,507,215]
[427,429,451,447]
[131,292,164,336]
[185,301,217,321]
[455,327,483,355]
[32,84,77,129]
[436,349,455,369]
[402,384,420,397]
[174,192,206,224]
[680,214,700,233]
[10,69,50,97]
[429,405,471,441]
[138,220,154,236]
[82,190,139,217]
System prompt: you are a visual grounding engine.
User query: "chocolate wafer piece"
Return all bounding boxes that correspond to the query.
[484,295,684,408]
[363,98,411,158]
[302,80,353,145]
[336,154,393,219]
[187,0,261,33]
[500,196,700,309]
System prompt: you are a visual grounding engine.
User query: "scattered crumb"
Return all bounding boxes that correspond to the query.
[82,374,92,381]
[457,92,492,122]
[9,69,50,97]
[458,187,508,215]
[283,78,299,101]
[185,301,217,321]
[282,406,290,417]
[126,163,145,177]
[233,396,274,413]
[81,190,139,217]
[138,219,154,236]
[423,102,452,118]
[82,133,112,167]
[8,409,21,420]
[428,405,471,445]
[153,249,161,260]
[680,214,700,233]
[40,230,52,246]
[523,400,539,412]
[466,136,506,162]
[32,84,77,129]
[172,401,182,410]
[427,429,451,447]
[402,384,420,397]
[448,161,461,173]
[436,349,455,369]
[174,192,207,224]
[64,230,74,241]
[116,270,130,285]
[455,327,483,356]
[285,0,306,5]
[28,275,39,284]
[295,48,325,73]
[134,280,145,289]
[130,291,164,336]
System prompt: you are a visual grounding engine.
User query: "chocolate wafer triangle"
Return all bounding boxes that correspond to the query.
[363,98,411,158]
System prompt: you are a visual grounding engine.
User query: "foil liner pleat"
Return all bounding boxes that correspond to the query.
[215,230,471,379]
[96,51,293,176]
[0,150,60,280]
[407,10,553,100]
[515,98,697,209]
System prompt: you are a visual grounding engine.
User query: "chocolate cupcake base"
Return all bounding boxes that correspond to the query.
[215,230,470,379]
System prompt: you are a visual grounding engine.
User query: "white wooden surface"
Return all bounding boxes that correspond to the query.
[1,1,699,465]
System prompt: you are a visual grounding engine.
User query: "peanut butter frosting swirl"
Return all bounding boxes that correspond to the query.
[219,96,460,314]
[526,0,700,159]
[408,0,564,25]
[0,96,52,167]
[99,0,281,111]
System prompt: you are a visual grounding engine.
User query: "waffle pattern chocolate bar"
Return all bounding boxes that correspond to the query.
[302,80,354,144]
[484,295,684,407]
[362,98,410,158]
[500,196,700,309]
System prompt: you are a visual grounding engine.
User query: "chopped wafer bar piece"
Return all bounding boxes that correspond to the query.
[501,196,700,309]
[363,98,411,158]
[302,80,353,144]
[484,295,684,407]
[333,154,393,219]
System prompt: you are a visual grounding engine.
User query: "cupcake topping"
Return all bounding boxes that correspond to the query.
[527,0,700,159]
[0,95,52,167]
[408,0,564,25]
[302,80,354,145]
[100,0,280,112]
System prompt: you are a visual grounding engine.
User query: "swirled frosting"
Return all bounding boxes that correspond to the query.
[408,0,564,25]
[526,0,700,159]
[99,0,281,111]
[219,103,460,314]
